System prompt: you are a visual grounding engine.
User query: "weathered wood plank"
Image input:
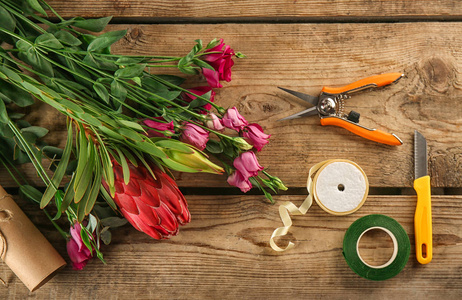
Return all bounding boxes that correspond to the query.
[4,22,462,189]
[44,0,462,19]
[1,194,461,299]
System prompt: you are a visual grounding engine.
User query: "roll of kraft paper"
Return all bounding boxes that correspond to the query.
[0,185,66,291]
[270,159,369,252]
[343,214,410,281]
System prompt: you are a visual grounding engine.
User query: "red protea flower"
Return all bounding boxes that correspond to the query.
[103,158,191,240]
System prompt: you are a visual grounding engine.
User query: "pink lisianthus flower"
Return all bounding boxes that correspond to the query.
[227,152,264,192]
[180,122,209,150]
[182,86,215,113]
[66,222,93,270]
[227,170,252,193]
[205,113,224,131]
[233,151,264,179]
[201,39,235,87]
[241,123,271,151]
[222,107,248,131]
[202,68,222,88]
[143,117,175,138]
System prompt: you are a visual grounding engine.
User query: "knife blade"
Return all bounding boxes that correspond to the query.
[413,130,432,264]
[414,131,428,179]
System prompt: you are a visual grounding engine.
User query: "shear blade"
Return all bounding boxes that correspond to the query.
[278,87,319,106]
[278,106,318,121]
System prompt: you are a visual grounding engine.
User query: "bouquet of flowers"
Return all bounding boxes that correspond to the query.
[0,0,286,270]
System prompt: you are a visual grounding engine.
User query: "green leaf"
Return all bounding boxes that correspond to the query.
[16,41,53,77]
[206,38,220,49]
[194,39,203,50]
[117,127,143,142]
[99,185,117,210]
[188,91,211,109]
[0,66,22,82]
[74,141,96,203]
[100,217,128,228]
[20,80,42,96]
[42,146,63,158]
[117,119,144,132]
[120,147,138,167]
[130,139,167,158]
[161,157,200,173]
[131,150,156,179]
[26,0,48,16]
[73,16,112,32]
[0,6,15,32]
[157,90,181,101]
[178,47,196,67]
[115,148,130,185]
[61,174,76,212]
[0,99,8,124]
[101,152,115,196]
[132,76,141,86]
[35,33,63,49]
[54,30,82,46]
[21,126,49,138]
[77,184,91,222]
[40,125,72,208]
[153,75,186,86]
[155,139,194,154]
[93,82,109,104]
[40,94,65,112]
[83,53,118,71]
[59,98,84,114]
[110,80,127,103]
[115,64,146,79]
[115,57,146,66]
[178,65,197,75]
[52,190,64,220]
[74,129,88,184]
[205,139,223,154]
[0,80,34,107]
[87,30,127,52]
[79,227,93,254]
[100,228,112,245]
[87,214,98,233]
[85,164,102,215]
[19,185,43,204]
[192,58,214,70]
[99,126,124,140]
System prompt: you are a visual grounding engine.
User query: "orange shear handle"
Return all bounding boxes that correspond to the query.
[321,73,403,95]
[320,117,403,146]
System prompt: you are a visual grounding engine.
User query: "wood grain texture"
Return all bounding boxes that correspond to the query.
[6,22,462,189]
[44,0,462,19]
[0,194,460,299]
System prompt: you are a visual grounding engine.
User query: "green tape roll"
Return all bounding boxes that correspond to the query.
[343,214,410,281]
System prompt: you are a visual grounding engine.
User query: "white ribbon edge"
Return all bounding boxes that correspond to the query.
[269,160,330,252]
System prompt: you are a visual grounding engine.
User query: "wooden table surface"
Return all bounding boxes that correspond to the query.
[2,1,462,299]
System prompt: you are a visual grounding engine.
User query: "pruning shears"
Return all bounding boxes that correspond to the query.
[278,73,404,146]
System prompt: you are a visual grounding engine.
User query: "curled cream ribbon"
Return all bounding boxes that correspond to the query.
[270,160,330,252]
[0,194,14,286]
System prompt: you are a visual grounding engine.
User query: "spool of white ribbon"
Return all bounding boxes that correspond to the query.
[270,159,369,252]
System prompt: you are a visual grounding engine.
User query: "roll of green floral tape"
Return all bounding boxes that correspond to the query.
[343,214,410,281]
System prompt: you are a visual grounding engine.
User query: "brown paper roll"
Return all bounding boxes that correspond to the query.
[0,185,66,292]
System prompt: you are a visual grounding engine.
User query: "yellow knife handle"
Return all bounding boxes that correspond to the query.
[414,175,432,264]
